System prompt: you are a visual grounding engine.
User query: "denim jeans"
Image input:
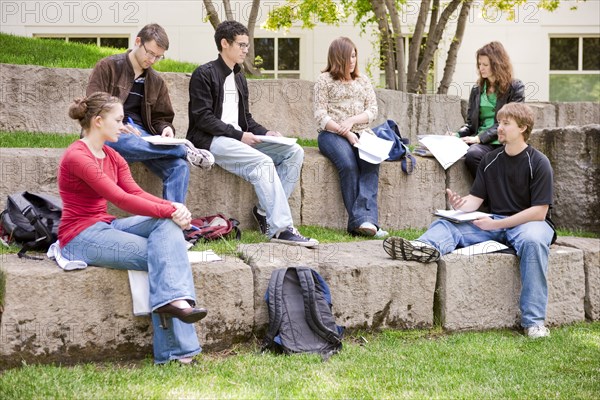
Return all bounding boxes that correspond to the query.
[209,136,303,237]
[106,122,190,203]
[318,130,380,232]
[417,216,555,328]
[61,216,201,364]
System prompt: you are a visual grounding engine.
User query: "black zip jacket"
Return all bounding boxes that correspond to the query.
[187,54,268,150]
[457,79,525,144]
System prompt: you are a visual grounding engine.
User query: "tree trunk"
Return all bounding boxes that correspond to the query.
[202,0,220,29]
[371,0,396,89]
[407,0,431,92]
[438,0,472,94]
[244,0,262,76]
[223,0,234,20]
[414,0,462,93]
[385,0,406,92]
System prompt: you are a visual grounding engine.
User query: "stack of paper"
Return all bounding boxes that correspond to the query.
[257,136,298,146]
[354,133,394,164]
[418,135,469,169]
[142,136,191,146]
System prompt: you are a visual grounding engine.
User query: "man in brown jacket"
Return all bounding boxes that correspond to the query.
[87,23,213,202]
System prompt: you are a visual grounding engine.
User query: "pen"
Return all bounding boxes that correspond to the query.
[127,116,134,125]
[191,225,201,231]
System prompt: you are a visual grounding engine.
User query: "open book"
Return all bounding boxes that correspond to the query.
[142,136,191,146]
[434,209,492,223]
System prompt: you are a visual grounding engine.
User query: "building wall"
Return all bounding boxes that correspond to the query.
[1,0,598,101]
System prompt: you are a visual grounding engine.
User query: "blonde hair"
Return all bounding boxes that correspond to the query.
[323,37,359,81]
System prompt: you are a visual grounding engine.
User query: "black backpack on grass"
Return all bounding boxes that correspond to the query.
[0,191,62,259]
[262,267,344,360]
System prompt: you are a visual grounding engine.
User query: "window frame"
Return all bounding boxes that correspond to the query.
[253,37,301,79]
[549,35,600,74]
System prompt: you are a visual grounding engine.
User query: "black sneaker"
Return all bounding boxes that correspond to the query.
[270,227,319,248]
[383,237,440,263]
[252,206,269,235]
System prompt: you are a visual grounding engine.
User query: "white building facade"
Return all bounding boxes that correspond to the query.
[1,0,598,102]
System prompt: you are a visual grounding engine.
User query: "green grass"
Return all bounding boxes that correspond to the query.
[0,131,79,148]
[0,33,197,73]
[0,322,598,399]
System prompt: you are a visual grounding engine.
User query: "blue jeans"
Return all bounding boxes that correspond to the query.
[318,130,380,232]
[106,122,190,203]
[61,216,201,364]
[417,216,555,328]
[209,136,303,237]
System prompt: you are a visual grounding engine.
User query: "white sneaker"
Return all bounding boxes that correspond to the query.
[525,325,550,339]
[374,229,389,238]
[186,145,215,170]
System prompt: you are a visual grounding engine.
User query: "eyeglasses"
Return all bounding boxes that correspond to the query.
[234,41,250,50]
[141,42,165,61]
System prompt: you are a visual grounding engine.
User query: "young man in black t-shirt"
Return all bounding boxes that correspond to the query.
[384,103,556,338]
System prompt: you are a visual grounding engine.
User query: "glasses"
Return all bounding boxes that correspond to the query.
[141,42,165,61]
[234,41,250,50]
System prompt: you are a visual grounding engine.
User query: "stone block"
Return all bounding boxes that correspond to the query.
[239,241,437,333]
[529,102,557,129]
[554,102,600,127]
[555,237,600,321]
[529,125,600,233]
[0,254,255,367]
[437,246,585,331]
[301,148,446,231]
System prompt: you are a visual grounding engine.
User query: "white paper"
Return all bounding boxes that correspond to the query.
[188,250,222,263]
[418,135,469,169]
[142,136,190,146]
[354,133,394,164]
[450,240,508,255]
[257,135,298,146]
[434,209,492,223]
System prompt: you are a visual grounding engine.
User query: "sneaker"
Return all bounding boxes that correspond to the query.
[252,206,269,235]
[383,237,440,263]
[525,325,550,339]
[186,146,215,170]
[374,228,389,238]
[354,222,377,236]
[271,227,319,248]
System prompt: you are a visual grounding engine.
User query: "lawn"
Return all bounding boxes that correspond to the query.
[0,323,598,399]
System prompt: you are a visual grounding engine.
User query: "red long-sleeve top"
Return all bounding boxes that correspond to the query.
[58,140,176,247]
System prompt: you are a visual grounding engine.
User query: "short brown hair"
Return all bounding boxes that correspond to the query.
[137,23,169,50]
[323,37,359,81]
[497,103,535,141]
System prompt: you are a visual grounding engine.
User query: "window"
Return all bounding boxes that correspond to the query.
[253,38,300,79]
[379,35,435,93]
[35,35,129,49]
[549,36,600,102]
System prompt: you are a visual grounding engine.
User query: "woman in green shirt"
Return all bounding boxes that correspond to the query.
[457,41,525,178]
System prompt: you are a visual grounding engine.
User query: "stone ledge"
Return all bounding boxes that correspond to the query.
[555,237,600,321]
[436,245,586,331]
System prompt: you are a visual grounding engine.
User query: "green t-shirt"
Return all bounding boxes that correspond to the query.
[478,84,499,144]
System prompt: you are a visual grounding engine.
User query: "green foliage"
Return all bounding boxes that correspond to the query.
[549,74,600,102]
[0,131,79,148]
[0,33,197,73]
[0,323,598,398]
[263,0,346,31]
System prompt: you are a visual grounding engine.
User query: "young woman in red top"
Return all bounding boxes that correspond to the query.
[59,92,206,364]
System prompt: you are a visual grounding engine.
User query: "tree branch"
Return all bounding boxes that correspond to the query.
[407,0,431,92]
[385,0,406,92]
[202,0,221,29]
[438,0,473,94]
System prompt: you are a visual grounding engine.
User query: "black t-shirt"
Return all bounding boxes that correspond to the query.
[470,145,553,217]
[123,72,146,127]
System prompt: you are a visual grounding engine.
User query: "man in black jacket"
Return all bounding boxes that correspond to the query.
[187,20,318,247]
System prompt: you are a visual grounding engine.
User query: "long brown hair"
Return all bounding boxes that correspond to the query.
[476,41,513,96]
[323,37,359,81]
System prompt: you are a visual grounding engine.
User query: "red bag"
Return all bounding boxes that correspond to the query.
[185,214,241,244]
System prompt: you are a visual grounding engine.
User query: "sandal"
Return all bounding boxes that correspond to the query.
[383,237,440,263]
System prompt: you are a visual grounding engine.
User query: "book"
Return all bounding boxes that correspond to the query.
[450,240,509,255]
[434,209,492,223]
[257,135,298,146]
[142,136,190,146]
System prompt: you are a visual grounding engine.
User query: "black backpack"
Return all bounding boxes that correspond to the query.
[0,191,62,259]
[262,267,344,360]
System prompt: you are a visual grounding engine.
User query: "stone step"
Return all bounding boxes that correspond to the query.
[1,238,596,368]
